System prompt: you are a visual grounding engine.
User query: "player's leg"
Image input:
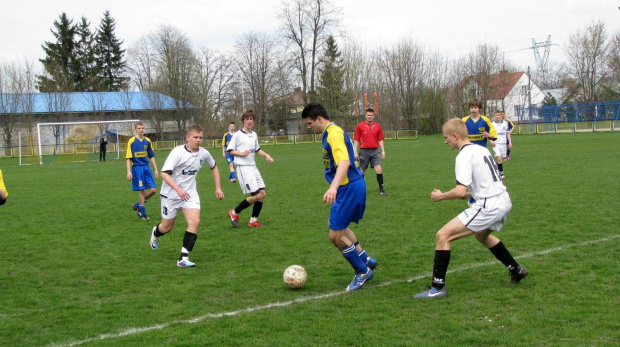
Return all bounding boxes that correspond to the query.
[345,228,378,270]
[150,196,178,250]
[248,189,266,227]
[492,145,504,179]
[177,208,200,267]
[329,181,372,291]
[414,217,472,299]
[370,150,386,195]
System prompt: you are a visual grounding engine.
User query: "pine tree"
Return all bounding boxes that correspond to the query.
[38,13,76,92]
[74,17,97,91]
[95,11,127,91]
[316,36,349,114]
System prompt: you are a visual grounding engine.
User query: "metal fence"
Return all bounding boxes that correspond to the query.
[3,128,419,162]
[515,101,620,134]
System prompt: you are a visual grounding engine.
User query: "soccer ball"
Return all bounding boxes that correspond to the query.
[283,265,307,289]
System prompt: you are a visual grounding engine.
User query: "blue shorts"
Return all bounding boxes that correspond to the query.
[131,165,157,191]
[329,178,366,230]
[226,153,235,165]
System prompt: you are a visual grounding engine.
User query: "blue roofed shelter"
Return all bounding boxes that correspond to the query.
[0,91,194,149]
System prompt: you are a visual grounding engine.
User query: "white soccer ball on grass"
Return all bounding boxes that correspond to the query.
[283,265,307,289]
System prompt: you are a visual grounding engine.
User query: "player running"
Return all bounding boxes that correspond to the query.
[149,125,224,267]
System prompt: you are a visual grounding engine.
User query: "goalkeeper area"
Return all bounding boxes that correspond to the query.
[19,120,139,165]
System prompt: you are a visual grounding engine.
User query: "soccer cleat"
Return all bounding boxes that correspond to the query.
[413,286,448,299]
[346,268,374,291]
[177,258,195,267]
[379,190,388,196]
[248,220,266,227]
[150,226,159,250]
[228,209,240,228]
[501,173,506,180]
[366,257,378,270]
[132,202,139,212]
[509,265,529,284]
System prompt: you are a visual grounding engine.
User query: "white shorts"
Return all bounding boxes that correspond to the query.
[236,165,265,194]
[160,190,201,220]
[493,143,507,158]
[458,192,512,232]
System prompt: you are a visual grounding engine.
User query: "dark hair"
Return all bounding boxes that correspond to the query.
[241,109,255,121]
[187,124,203,134]
[366,108,375,113]
[468,99,482,108]
[301,102,329,120]
[229,121,235,125]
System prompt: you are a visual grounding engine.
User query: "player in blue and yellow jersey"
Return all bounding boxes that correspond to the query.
[302,102,377,292]
[462,99,497,148]
[126,121,159,220]
[0,169,8,206]
[221,122,237,182]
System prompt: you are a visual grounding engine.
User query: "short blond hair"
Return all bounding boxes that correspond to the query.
[443,118,468,139]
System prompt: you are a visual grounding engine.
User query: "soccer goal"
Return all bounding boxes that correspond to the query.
[19,120,139,165]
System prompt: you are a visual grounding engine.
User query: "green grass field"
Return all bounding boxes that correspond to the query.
[1,132,619,346]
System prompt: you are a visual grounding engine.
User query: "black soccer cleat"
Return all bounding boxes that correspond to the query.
[509,265,529,284]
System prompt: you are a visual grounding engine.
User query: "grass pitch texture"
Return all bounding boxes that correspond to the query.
[0,132,618,346]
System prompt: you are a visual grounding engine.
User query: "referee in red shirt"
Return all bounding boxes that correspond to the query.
[354,108,387,196]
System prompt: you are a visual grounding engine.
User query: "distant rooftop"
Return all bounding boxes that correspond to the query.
[0,91,182,114]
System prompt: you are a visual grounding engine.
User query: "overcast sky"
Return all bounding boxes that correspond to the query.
[1,0,619,71]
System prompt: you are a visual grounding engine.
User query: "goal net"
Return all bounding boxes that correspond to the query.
[19,120,139,165]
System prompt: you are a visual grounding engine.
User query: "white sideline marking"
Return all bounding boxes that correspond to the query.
[53,235,619,347]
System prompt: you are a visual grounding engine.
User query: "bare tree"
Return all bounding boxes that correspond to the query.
[0,60,38,149]
[150,25,198,137]
[565,19,609,101]
[464,44,503,114]
[194,48,236,126]
[341,39,371,129]
[126,36,157,91]
[608,31,620,83]
[235,31,283,133]
[278,0,340,103]
[376,38,427,129]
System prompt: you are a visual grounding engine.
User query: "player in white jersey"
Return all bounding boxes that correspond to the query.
[149,125,224,267]
[226,109,274,228]
[413,118,528,299]
[492,110,509,179]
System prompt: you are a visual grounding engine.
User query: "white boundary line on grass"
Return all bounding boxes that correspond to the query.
[54,234,620,347]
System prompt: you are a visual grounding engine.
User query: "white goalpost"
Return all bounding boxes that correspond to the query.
[28,119,140,165]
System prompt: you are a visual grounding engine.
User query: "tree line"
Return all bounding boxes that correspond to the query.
[2,0,620,147]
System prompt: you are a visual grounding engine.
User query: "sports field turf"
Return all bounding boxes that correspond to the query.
[0,132,618,346]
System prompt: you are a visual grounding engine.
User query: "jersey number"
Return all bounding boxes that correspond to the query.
[483,155,500,182]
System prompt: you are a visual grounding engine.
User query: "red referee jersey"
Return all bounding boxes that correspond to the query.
[354,121,384,149]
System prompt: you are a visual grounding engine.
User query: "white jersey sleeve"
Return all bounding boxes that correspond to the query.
[455,144,506,200]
